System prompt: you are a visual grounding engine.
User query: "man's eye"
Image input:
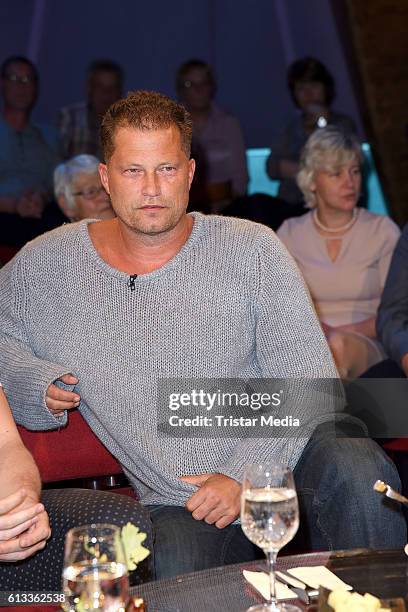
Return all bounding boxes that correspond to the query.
[160,166,176,174]
[125,168,141,174]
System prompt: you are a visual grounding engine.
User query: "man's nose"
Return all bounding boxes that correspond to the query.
[142,172,160,197]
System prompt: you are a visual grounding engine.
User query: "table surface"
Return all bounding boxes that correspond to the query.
[2,548,406,611]
[130,548,408,612]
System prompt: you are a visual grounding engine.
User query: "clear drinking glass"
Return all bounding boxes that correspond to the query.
[62,523,129,612]
[241,464,301,612]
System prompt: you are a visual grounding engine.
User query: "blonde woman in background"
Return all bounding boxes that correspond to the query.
[278,126,400,378]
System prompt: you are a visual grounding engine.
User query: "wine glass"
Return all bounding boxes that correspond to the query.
[62,523,129,612]
[241,464,301,612]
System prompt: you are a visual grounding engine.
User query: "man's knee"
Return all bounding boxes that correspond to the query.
[294,435,406,549]
[148,505,259,579]
[296,434,400,497]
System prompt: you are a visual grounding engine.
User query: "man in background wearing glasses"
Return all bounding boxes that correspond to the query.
[0,55,59,247]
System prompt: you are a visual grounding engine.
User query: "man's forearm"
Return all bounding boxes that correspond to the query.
[0,440,41,501]
[0,336,72,430]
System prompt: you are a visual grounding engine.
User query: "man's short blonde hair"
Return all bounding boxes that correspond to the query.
[297,126,362,207]
[101,90,193,162]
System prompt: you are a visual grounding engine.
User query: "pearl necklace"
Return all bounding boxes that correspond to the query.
[313,208,358,233]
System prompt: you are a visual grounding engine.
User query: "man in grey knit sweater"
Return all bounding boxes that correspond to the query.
[0,91,405,578]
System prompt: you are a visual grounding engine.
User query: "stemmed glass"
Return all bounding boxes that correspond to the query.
[62,523,129,612]
[241,464,301,612]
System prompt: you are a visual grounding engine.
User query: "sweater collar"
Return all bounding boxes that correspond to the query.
[78,211,206,283]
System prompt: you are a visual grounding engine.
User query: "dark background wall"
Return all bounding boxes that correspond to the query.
[342,0,408,224]
[0,0,362,147]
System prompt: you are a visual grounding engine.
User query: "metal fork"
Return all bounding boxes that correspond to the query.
[256,565,319,605]
[276,569,319,604]
[373,480,408,505]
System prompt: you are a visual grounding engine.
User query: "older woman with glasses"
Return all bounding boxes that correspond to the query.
[54,154,114,221]
[277,126,400,379]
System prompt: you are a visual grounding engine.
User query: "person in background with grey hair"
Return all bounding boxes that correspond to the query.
[54,154,114,221]
[278,126,400,379]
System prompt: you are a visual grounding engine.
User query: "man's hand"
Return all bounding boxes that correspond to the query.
[0,488,51,561]
[46,373,80,416]
[180,473,241,528]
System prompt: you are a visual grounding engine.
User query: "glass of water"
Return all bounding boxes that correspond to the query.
[241,463,301,612]
[62,523,129,612]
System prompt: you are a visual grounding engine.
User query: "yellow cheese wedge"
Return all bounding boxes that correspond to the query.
[327,589,389,612]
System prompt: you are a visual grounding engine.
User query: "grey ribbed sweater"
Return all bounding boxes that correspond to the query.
[0,213,337,505]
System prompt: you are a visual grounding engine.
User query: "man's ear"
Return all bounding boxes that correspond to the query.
[99,163,110,194]
[188,158,195,189]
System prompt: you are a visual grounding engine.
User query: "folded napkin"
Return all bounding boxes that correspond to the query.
[287,566,352,591]
[243,570,297,600]
[243,566,352,601]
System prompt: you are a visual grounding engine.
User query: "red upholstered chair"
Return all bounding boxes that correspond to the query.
[383,439,408,453]
[17,410,134,496]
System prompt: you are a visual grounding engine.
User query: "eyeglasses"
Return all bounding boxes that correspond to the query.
[72,186,105,200]
[3,73,35,84]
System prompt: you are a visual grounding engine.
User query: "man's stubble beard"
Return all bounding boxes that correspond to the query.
[118,201,188,238]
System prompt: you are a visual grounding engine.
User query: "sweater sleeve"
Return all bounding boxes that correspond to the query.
[377,218,401,289]
[217,229,339,481]
[0,251,73,430]
[377,224,408,363]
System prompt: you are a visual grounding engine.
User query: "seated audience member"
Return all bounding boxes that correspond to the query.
[0,56,59,247]
[366,224,408,377]
[176,59,248,213]
[0,384,152,589]
[278,126,400,379]
[267,57,356,208]
[54,154,114,221]
[0,383,50,563]
[58,59,123,160]
[0,91,404,580]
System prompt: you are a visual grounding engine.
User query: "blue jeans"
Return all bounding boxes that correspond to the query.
[148,505,261,579]
[292,422,406,551]
[149,425,407,579]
